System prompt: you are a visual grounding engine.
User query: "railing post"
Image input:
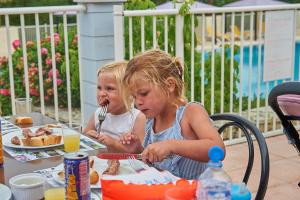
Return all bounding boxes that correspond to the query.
[74,0,126,125]
[113,5,124,60]
[175,3,184,64]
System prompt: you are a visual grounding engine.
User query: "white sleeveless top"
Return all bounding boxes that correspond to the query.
[94,108,140,139]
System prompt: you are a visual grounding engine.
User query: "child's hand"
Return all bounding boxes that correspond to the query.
[85,130,98,139]
[142,140,173,163]
[119,132,143,153]
[97,133,115,146]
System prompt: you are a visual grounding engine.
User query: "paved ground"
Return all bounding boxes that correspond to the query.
[223,134,300,200]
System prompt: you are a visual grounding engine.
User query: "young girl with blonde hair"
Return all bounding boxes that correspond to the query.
[83,61,145,152]
[120,50,225,179]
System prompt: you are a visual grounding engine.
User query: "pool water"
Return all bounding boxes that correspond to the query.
[235,43,300,98]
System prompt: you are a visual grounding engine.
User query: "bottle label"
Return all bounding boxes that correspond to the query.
[198,180,231,200]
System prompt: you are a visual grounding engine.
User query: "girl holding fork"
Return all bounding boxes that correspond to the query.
[83,61,146,152]
[120,50,225,179]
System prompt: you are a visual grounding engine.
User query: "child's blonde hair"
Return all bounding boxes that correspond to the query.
[123,49,185,103]
[97,61,132,111]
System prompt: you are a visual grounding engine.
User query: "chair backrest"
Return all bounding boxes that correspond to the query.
[210,113,270,200]
[268,81,300,153]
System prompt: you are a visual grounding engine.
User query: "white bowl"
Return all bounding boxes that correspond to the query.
[9,173,45,200]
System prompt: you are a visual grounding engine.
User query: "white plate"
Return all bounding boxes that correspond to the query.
[0,184,12,200]
[52,156,138,188]
[3,126,65,149]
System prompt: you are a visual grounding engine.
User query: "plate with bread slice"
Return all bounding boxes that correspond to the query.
[52,156,137,188]
[2,125,64,149]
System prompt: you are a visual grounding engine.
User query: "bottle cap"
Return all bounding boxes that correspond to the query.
[208,146,224,163]
[231,183,251,200]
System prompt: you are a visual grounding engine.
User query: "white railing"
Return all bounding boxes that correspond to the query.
[114,4,300,145]
[0,5,85,126]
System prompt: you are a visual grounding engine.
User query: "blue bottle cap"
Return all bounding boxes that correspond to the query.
[231,183,251,200]
[208,146,224,163]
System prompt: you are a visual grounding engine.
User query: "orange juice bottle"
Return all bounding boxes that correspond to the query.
[0,120,3,167]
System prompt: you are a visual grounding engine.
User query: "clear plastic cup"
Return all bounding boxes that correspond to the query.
[15,98,32,114]
[62,127,80,153]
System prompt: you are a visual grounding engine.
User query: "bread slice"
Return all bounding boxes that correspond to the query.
[53,135,62,144]
[43,135,56,146]
[15,117,33,124]
[21,138,31,146]
[30,137,44,146]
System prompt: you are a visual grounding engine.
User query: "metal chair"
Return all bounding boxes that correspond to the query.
[268,81,300,153]
[210,113,270,200]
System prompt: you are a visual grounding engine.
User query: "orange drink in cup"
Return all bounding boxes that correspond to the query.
[62,128,80,152]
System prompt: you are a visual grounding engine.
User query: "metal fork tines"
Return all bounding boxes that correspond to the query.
[128,156,146,172]
[98,104,108,130]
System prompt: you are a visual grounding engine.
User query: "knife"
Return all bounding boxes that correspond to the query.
[97,153,142,160]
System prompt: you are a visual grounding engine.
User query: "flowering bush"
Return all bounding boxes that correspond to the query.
[0,30,80,116]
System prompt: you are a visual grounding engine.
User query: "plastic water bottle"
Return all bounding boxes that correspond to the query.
[196,146,231,200]
[231,183,251,200]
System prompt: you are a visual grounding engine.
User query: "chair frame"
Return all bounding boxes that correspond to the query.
[210,113,270,200]
[268,81,300,153]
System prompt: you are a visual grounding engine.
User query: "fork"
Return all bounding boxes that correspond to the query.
[128,156,147,172]
[97,104,108,133]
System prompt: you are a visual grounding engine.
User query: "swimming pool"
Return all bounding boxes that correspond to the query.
[235,43,300,98]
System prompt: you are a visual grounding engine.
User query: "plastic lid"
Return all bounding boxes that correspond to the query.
[231,183,251,200]
[208,146,224,163]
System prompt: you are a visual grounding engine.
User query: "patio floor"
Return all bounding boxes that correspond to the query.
[223,134,300,199]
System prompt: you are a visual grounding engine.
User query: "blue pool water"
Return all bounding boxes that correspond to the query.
[235,43,300,98]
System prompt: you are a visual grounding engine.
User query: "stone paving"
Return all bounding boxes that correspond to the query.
[223,135,300,200]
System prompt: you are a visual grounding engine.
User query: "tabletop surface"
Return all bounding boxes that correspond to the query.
[0,112,106,185]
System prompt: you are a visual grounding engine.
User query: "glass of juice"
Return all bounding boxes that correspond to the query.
[44,187,65,200]
[62,127,80,153]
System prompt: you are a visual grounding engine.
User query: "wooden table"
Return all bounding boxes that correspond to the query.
[0,112,106,185]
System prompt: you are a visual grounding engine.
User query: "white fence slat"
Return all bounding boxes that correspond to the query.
[5,15,16,115]
[129,17,133,59]
[153,16,157,49]
[191,14,195,102]
[175,14,184,64]
[220,13,225,113]
[229,12,235,114]
[256,11,263,128]
[211,14,215,114]
[201,14,205,106]
[247,12,254,120]
[164,16,168,53]
[49,12,59,120]
[63,12,72,125]
[141,16,145,52]
[20,14,30,113]
[34,13,45,115]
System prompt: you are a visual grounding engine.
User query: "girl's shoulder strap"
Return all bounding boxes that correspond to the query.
[176,101,203,121]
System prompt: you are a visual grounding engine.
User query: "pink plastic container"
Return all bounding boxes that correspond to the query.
[277,94,300,116]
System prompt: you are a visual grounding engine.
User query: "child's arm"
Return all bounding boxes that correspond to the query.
[142,103,224,163]
[98,112,146,153]
[82,113,98,138]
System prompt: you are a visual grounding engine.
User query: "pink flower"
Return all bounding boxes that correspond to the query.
[41,48,48,55]
[0,88,10,96]
[44,95,49,101]
[48,69,60,79]
[55,53,61,62]
[56,79,62,86]
[45,58,52,66]
[45,78,52,84]
[54,33,60,42]
[30,88,39,97]
[12,40,21,50]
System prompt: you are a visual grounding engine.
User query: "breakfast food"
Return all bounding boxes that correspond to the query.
[90,169,99,184]
[103,160,120,175]
[15,116,33,124]
[57,168,99,185]
[10,126,62,147]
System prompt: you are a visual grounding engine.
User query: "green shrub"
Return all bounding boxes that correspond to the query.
[0,29,80,116]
